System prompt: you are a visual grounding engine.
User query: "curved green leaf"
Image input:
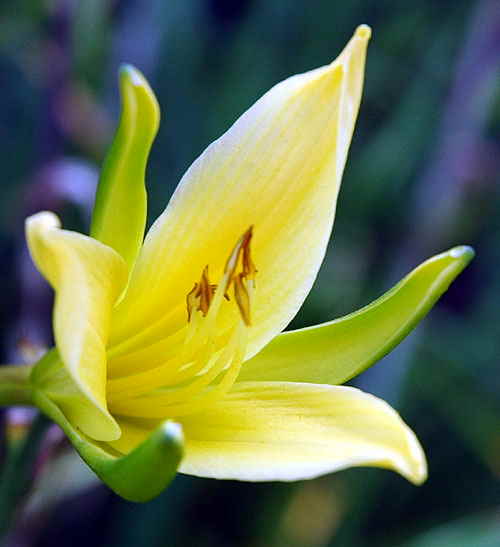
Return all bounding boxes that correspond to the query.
[238,246,474,385]
[33,391,183,502]
[90,64,160,271]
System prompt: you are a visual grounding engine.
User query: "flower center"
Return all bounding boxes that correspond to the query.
[106,227,256,419]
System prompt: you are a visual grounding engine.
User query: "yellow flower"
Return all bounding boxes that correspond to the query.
[12,26,474,501]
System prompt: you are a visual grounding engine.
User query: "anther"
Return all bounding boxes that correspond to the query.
[186,283,199,322]
[241,225,257,283]
[234,273,252,326]
[198,265,212,316]
[186,226,256,324]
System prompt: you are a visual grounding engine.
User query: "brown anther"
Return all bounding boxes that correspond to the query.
[186,226,256,323]
[198,265,212,316]
[234,273,252,326]
[224,226,255,280]
[186,283,199,322]
[241,225,257,282]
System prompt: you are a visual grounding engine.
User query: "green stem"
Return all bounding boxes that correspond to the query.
[0,413,51,537]
[0,365,34,407]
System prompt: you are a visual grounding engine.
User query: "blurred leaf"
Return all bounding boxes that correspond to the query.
[403,511,500,547]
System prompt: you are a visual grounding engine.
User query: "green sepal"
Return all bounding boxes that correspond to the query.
[238,246,475,385]
[32,390,183,502]
[90,64,160,271]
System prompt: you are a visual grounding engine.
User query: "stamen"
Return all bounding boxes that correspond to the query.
[109,321,248,418]
[186,226,256,325]
[198,265,212,315]
[186,283,199,322]
[108,226,257,416]
[157,322,248,417]
[234,274,251,326]
[242,226,257,282]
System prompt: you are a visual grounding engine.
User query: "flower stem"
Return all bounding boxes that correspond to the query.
[0,365,34,407]
[0,412,51,538]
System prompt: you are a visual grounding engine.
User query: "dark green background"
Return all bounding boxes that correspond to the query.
[0,1,499,545]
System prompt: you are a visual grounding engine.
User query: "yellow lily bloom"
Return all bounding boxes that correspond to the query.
[17,25,474,498]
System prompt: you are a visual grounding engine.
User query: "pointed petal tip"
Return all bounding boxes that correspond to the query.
[330,24,371,68]
[411,469,428,486]
[109,420,183,501]
[90,59,159,269]
[402,462,427,486]
[117,62,160,123]
[403,428,428,486]
[119,63,147,87]
[26,210,60,231]
[159,420,184,448]
[355,24,372,41]
[449,245,475,263]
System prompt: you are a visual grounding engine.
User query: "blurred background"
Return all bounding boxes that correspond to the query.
[0,0,499,546]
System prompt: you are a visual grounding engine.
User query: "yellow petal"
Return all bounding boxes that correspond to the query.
[109,26,371,361]
[108,416,162,454]
[110,380,426,484]
[26,212,127,440]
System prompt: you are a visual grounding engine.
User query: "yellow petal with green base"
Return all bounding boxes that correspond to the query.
[238,246,475,384]
[26,212,127,441]
[109,26,371,360]
[112,381,426,484]
[90,64,160,272]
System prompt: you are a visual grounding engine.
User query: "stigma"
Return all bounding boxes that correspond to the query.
[186,226,256,326]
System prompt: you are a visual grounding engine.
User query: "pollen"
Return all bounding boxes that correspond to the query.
[186,266,216,321]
